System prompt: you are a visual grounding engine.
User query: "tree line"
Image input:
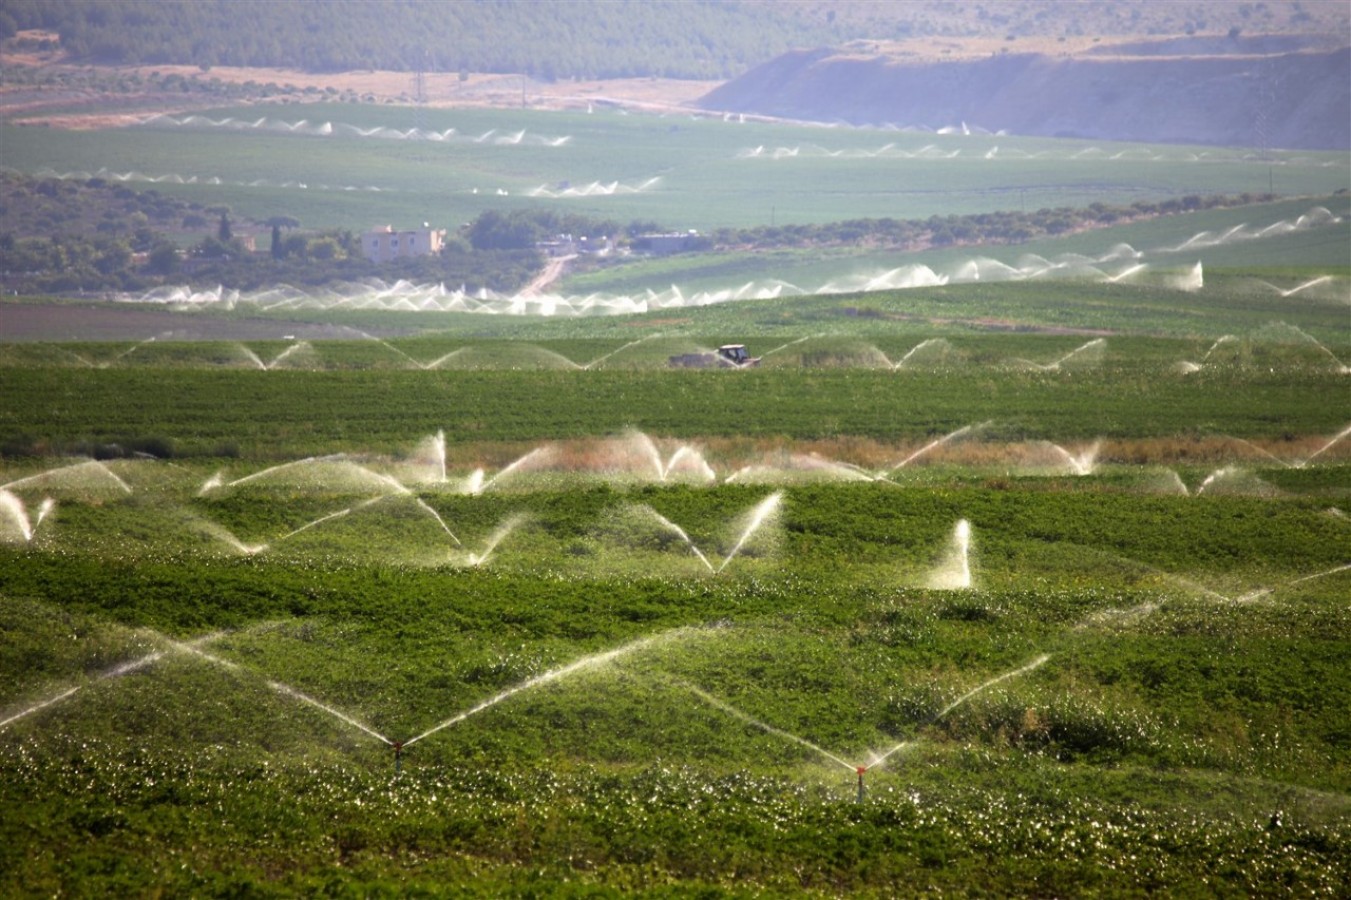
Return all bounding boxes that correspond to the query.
[703,194,1278,253]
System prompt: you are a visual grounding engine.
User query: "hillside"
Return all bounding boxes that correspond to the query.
[701,38,1351,150]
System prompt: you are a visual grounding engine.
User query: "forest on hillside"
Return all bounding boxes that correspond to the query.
[1,0,1341,81]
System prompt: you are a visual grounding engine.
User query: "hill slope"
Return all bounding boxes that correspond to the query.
[701,41,1351,150]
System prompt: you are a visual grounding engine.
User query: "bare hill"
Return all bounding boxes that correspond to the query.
[701,38,1351,150]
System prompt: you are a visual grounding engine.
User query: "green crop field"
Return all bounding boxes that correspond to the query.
[3,103,1347,233]
[1,448,1349,895]
[2,101,1350,896]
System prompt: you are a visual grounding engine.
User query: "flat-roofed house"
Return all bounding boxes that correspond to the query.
[362,225,446,262]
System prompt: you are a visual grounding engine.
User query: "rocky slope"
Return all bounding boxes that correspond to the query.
[701,37,1350,150]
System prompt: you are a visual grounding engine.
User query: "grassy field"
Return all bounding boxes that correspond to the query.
[3,103,1347,232]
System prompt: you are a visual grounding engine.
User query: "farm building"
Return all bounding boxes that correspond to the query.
[361,225,446,262]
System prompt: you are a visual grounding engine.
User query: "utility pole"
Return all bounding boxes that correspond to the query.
[1255,57,1278,195]
[414,48,427,132]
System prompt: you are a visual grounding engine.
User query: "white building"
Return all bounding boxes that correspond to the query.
[362,225,446,262]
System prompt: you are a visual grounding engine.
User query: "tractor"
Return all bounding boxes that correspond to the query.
[668,344,761,368]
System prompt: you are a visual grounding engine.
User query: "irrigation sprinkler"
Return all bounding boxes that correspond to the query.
[856,766,867,803]
[391,740,405,773]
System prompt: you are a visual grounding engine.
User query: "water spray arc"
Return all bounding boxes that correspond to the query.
[678,681,857,773]
[887,338,955,370]
[581,334,661,370]
[1,460,133,496]
[882,422,992,475]
[236,341,315,370]
[0,630,231,732]
[102,335,159,367]
[677,652,1052,799]
[470,447,550,494]
[1041,440,1102,476]
[633,505,716,572]
[266,680,394,746]
[1011,338,1106,372]
[464,513,527,567]
[864,653,1053,775]
[715,492,784,575]
[620,494,782,573]
[400,627,698,750]
[927,519,974,590]
[0,492,56,543]
[1301,423,1351,467]
[628,431,715,484]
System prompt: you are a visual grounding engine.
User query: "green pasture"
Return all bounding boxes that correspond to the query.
[3,103,1346,231]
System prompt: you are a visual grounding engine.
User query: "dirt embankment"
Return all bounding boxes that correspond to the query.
[701,38,1351,150]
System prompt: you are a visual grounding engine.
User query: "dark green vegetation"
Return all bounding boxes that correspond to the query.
[707,193,1279,251]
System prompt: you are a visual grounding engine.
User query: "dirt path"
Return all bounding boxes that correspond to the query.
[520,254,575,297]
